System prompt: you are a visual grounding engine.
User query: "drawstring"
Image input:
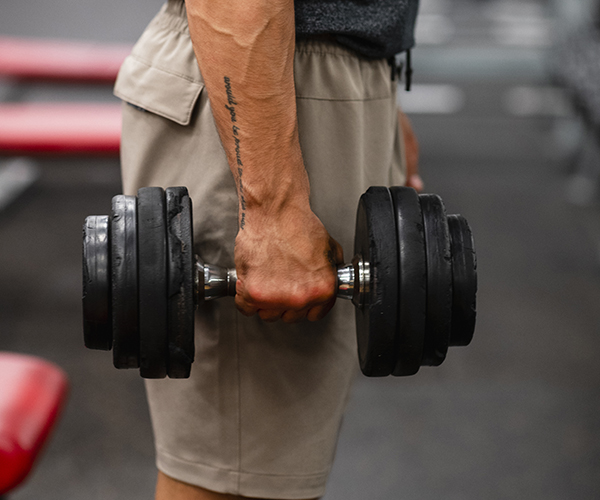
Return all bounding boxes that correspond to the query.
[389,49,413,91]
[405,49,412,91]
[389,56,398,81]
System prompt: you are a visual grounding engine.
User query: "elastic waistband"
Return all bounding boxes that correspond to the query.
[150,0,188,34]
[295,36,371,59]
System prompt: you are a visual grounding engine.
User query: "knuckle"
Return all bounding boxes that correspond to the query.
[312,277,336,302]
[286,291,311,310]
[235,296,256,317]
[237,306,255,317]
[286,286,331,311]
[242,282,270,305]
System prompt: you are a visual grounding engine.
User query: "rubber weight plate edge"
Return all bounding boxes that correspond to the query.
[137,187,169,379]
[111,195,140,369]
[389,186,426,376]
[448,214,477,347]
[419,194,452,367]
[165,187,195,379]
[354,186,398,377]
[82,215,112,351]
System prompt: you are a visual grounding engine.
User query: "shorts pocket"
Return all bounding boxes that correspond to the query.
[113,4,204,126]
[114,55,204,126]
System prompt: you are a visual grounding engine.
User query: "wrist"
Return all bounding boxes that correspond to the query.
[243,172,309,207]
[235,146,311,218]
[238,187,317,233]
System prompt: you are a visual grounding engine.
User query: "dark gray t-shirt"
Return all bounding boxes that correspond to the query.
[295,0,419,59]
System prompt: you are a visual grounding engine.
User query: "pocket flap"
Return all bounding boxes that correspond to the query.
[114,55,203,126]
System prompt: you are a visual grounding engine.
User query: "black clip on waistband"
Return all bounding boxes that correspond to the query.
[389,50,413,92]
[405,49,412,92]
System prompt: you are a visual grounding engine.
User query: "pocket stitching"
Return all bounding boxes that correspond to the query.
[128,53,203,86]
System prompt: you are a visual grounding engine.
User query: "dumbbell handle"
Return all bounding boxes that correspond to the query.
[195,255,370,307]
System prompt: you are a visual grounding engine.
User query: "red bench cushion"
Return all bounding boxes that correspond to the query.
[0,103,122,155]
[0,36,130,83]
[0,353,68,495]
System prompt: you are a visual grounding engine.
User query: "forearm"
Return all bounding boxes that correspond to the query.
[186,0,309,228]
[186,0,341,321]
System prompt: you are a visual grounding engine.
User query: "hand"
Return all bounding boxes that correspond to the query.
[399,110,423,192]
[233,204,344,323]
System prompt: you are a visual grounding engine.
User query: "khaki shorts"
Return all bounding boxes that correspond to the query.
[114,1,406,498]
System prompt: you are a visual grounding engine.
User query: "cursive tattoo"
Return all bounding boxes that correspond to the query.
[224,76,246,229]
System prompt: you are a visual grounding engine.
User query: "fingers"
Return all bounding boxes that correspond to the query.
[259,309,284,322]
[241,305,330,324]
[235,295,258,317]
[406,173,424,192]
[235,298,331,324]
[281,308,310,323]
[234,272,338,324]
[254,299,335,324]
[306,298,335,322]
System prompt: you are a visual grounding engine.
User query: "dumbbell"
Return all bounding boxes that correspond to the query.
[82,186,476,379]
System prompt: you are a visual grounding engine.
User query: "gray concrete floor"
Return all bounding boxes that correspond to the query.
[1,0,600,499]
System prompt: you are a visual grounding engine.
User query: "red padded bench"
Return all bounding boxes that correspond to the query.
[0,36,130,83]
[0,103,122,155]
[0,352,68,495]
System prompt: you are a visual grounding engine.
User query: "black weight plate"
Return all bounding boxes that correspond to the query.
[111,195,140,369]
[354,186,398,377]
[82,215,112,350]
[389,187,426,376]
[165,187,195,379]
[448,215,477,347]
[137,187,168,379]
[419,194,452,367]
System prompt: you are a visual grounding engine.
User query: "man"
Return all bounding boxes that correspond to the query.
[114,0,421,498]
